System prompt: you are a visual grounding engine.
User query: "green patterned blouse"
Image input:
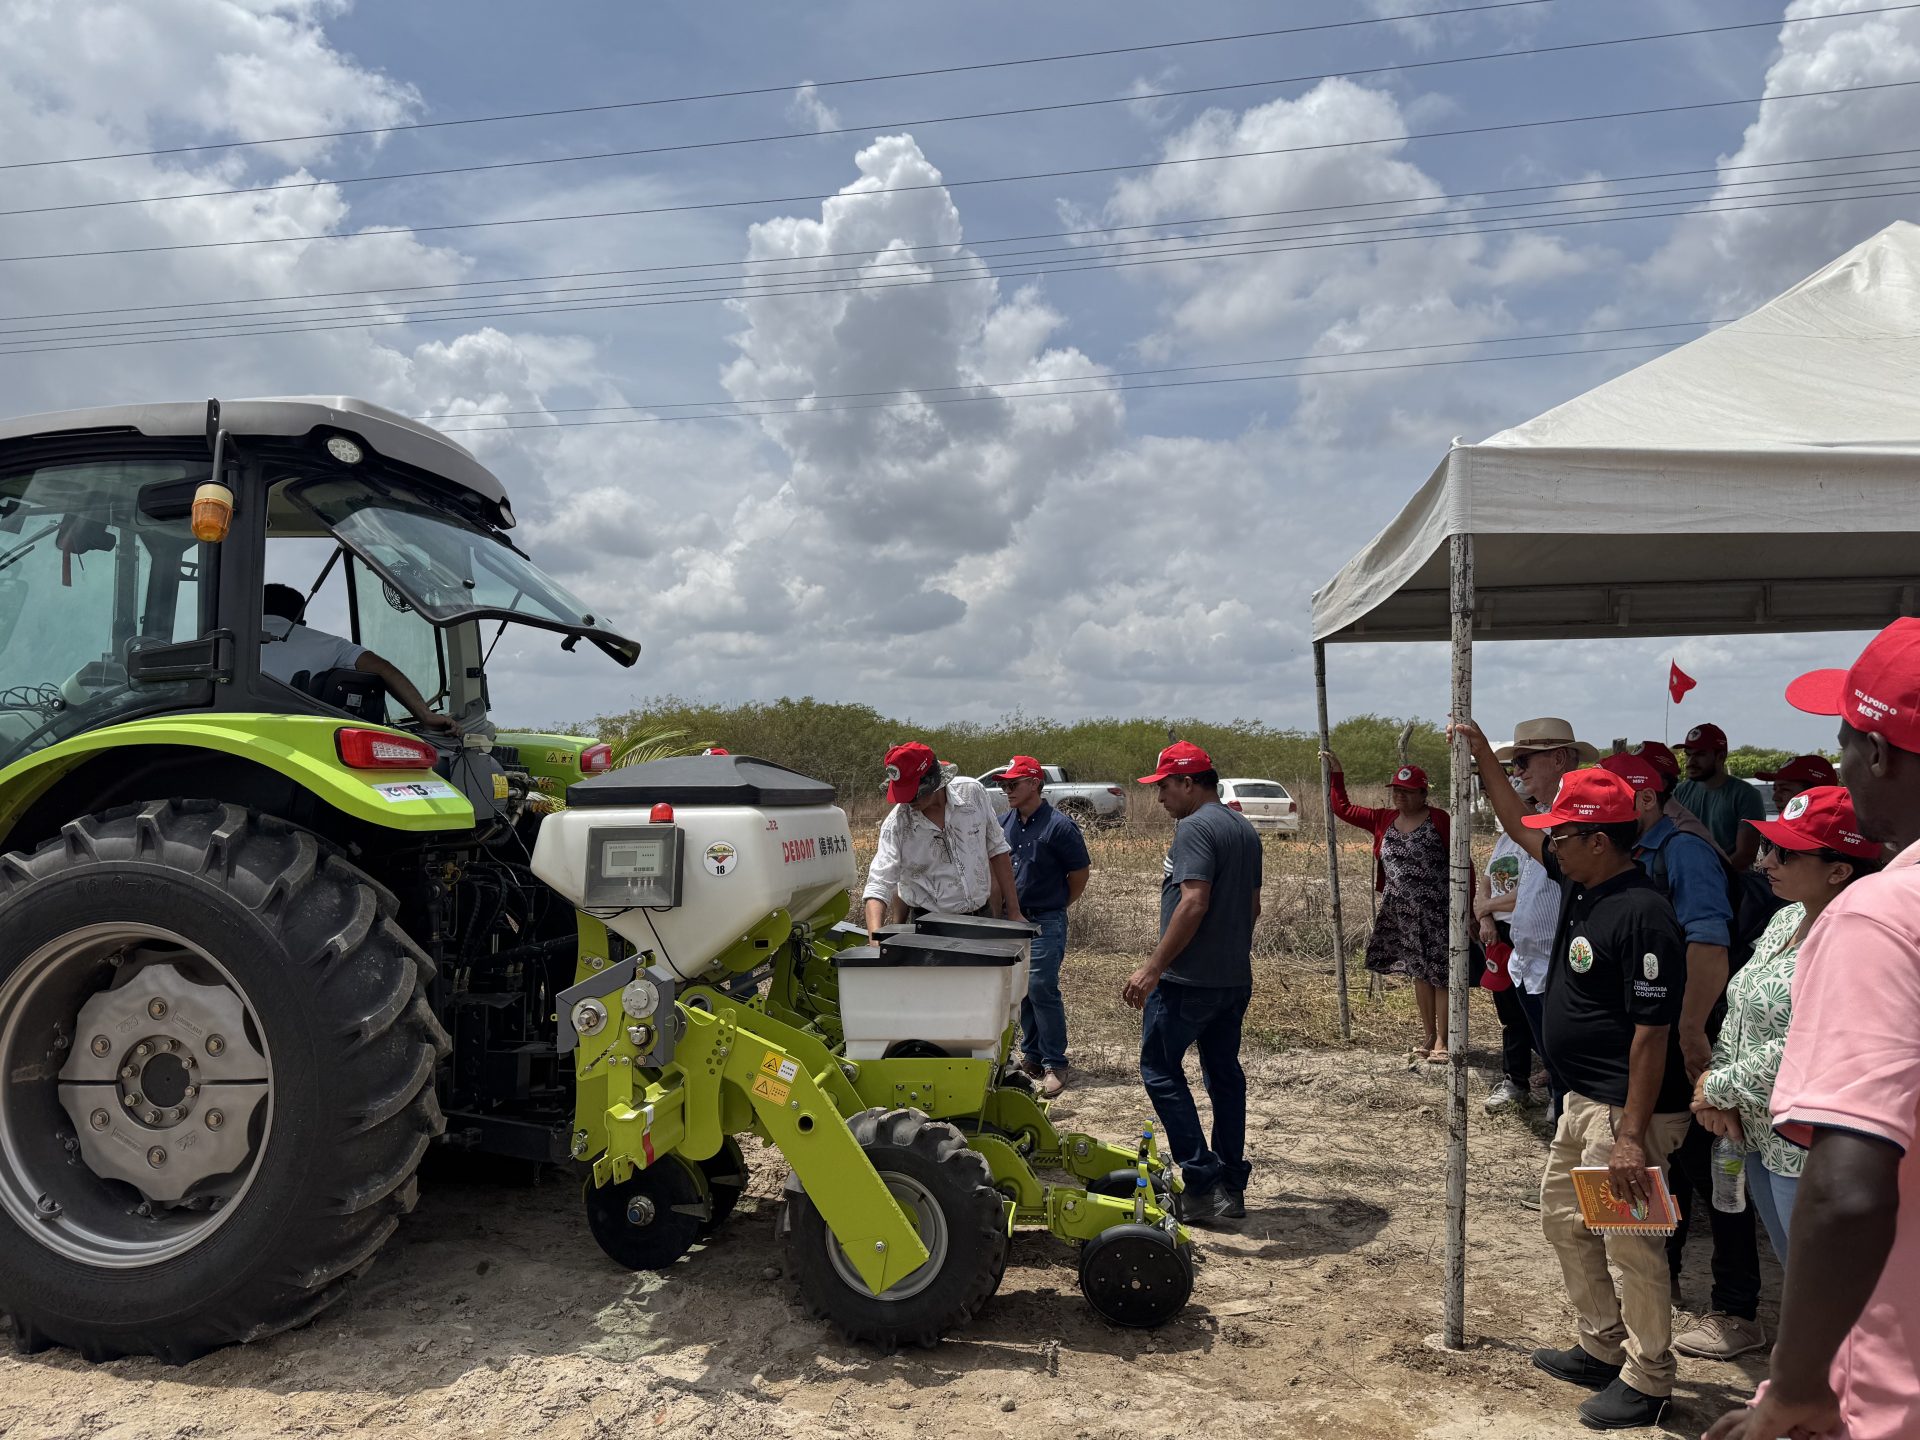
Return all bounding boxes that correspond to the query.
[1700,902,1807,1178]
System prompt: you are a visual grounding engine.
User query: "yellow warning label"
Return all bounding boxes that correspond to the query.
[750,1074,792,1105]
[759,1050,786,1077]
[492,772,510,800]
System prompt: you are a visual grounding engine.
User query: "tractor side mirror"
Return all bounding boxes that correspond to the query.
[127,632,232,685]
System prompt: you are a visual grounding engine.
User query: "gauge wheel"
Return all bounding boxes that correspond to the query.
[0,800,447,1364]
[781,1108,1006,1349]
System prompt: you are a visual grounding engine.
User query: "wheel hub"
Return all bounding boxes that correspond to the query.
[56,961,268,1206]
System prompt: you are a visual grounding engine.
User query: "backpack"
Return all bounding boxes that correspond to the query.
[1643,828,1787,971]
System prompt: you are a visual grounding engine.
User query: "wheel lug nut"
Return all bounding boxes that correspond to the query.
[206,1035,225,1057]
[146,1147,166,1168]
[147,999,168,1020]
[161,1037,176,1052]
[89,1109,110,1131]
[135,1042,151,1058]
[205,1111,225,1131]
[125,1092,142,1108]
[119,1065,136,1080]
[183,1086,198,1100]
[90,1035,112,1057]
[144,1111,161,1126]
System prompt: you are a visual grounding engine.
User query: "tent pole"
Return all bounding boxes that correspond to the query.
[1443,531,1475,1351]
[1313,642,1352,1042]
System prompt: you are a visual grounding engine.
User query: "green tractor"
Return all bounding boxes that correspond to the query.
[0,397,1195,1364]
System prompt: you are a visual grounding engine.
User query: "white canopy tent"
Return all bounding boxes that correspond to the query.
[1309,221,1920,1348]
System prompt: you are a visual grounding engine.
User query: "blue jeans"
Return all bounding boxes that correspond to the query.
[1019,910,1070,1071]
[1138,981,1252,1194]
[1747,1154,1798,1269]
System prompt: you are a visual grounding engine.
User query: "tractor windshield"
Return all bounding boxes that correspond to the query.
[286,473,639,667]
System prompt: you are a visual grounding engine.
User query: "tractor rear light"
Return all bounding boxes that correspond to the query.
[580,742,613,774]
[336,728,439,769]
[650,803,674,823]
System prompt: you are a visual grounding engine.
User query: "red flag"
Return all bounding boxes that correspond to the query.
[1669,661,1698,704]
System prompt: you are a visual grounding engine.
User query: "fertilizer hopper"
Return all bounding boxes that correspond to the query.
[531,752,1198,1345]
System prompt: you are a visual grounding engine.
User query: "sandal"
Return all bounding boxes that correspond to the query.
[1426,1048,1451,1065]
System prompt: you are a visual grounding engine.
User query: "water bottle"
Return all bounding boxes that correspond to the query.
[1710,1136,1747,1213]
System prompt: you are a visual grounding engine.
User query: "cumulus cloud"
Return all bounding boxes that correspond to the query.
[788,83,841,134]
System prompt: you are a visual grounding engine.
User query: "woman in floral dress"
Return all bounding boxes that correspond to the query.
[1694,785,1883,1265]
[1323,752,1452,1062]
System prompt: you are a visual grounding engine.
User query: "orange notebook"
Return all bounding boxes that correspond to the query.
[1570,1166,1680,1235]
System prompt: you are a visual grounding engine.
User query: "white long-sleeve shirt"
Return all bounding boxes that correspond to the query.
[862,776,1009,915]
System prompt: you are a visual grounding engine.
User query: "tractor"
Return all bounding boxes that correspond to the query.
[0,397,1195,1365]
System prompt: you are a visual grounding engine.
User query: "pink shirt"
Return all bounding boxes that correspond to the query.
[1770,837,1920,1440]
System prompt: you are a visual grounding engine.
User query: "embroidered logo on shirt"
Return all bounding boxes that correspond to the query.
[1642,952,1660,980]
[1569,936,1595,974]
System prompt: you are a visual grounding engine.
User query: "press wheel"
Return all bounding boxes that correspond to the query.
[1078,1222,1193,1328]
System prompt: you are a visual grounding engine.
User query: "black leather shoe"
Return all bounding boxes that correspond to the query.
[1178,1183,1238,1229]
[1578,1378,1670,1430]
[1532,1344,1623,1390]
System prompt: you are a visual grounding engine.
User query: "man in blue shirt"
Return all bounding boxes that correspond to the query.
[998,755,1092,1097]
[1603,753,1764,1364]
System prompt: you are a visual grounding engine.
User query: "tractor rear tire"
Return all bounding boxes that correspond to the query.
[0,800,447,1364]
[782,1107,1006,1349]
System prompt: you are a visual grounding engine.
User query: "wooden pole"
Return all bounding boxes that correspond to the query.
[1443,532,1475,1350]
[1313,641,1352,1043]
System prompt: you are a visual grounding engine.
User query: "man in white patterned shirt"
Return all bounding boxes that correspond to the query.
[862,741,1023,937]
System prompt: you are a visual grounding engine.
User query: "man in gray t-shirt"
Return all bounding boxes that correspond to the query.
[1124,741,1263,1226]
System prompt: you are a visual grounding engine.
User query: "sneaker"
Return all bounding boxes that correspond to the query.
[1531,1344,1623,1390]
[1485,1079,1528,1112]
[1177,1183,1239,1230]
[1578,1378,1670,1430]
[1039,1068,1066,1098]
[1673,1311,1767,1359]
[1219,1188,1246,1220]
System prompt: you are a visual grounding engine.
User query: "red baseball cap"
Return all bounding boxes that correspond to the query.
[883,741,941,804]
[1001,754,1043,781]
[1521,768,1641,829]
[1138,741,1214,784]
[1753,754,1837,786]
[1388,764,1428,791]
[1599,753,1663,792]
[1786,617,1920,754]
[1750,784,1881,860]
[1682,722,1728,753]
[1626,741,1681,783]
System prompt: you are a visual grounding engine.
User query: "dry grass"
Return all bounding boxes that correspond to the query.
[847,810,1504,1073]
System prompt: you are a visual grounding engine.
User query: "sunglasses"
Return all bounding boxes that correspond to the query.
[1760,840,1849,865]
[1547,827,1603,848]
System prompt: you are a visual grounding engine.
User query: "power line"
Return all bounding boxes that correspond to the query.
[6,6,1901,221]
[430,341,1693,432]
[8,142,1915,328]
[418,320,1729,421]
[0,0,1565,172]
[2,76,1914,267]
[5,165,1910,343]
[4,180,1913,359]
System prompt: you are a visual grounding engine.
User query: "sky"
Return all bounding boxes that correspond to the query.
[2,0,1915,751]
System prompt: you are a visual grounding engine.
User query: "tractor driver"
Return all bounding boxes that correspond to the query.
[259,583,458,734]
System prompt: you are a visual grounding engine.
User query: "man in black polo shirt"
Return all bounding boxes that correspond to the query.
[1461,722,1692,1432]
[998,755,1092,1096]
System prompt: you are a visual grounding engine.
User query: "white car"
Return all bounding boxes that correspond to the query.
[1219,778,1299,834]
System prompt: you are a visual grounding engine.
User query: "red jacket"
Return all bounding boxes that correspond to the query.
[1328,771,1451,893]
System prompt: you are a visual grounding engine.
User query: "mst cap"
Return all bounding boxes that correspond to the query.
[1521,769,1641,829]
[1388,764,1429,791]
[1750,784,1881,860]
[1599,753,1663,793]
[1786,617,1920,754]
[883,741,942,804]
[1628,741,1681,784]
[1138,741,1213,785]
[1753,754,1838,786]
[1492,717,1600,765]
[1682,722,1729,753]
[1001,755,1044,781]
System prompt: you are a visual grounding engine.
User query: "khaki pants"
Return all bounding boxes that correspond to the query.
[1540,1092,1692,1396]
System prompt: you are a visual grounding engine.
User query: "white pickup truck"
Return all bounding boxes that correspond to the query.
[976,764,1128,824]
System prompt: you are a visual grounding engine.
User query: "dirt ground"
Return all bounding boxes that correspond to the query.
[0,1037,1776,1440]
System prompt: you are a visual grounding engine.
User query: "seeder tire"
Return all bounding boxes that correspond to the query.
[782,1107,1005,1349]
[1078,1223,1193,1329]
[0,801,446,1365]
[585,1153,709,1270]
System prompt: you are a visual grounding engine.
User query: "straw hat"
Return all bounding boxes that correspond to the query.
[1493,717,1599,765]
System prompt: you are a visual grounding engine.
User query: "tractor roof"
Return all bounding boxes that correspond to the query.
[0,396,511,516]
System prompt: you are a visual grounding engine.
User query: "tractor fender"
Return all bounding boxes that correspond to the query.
[0,713,475,850]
